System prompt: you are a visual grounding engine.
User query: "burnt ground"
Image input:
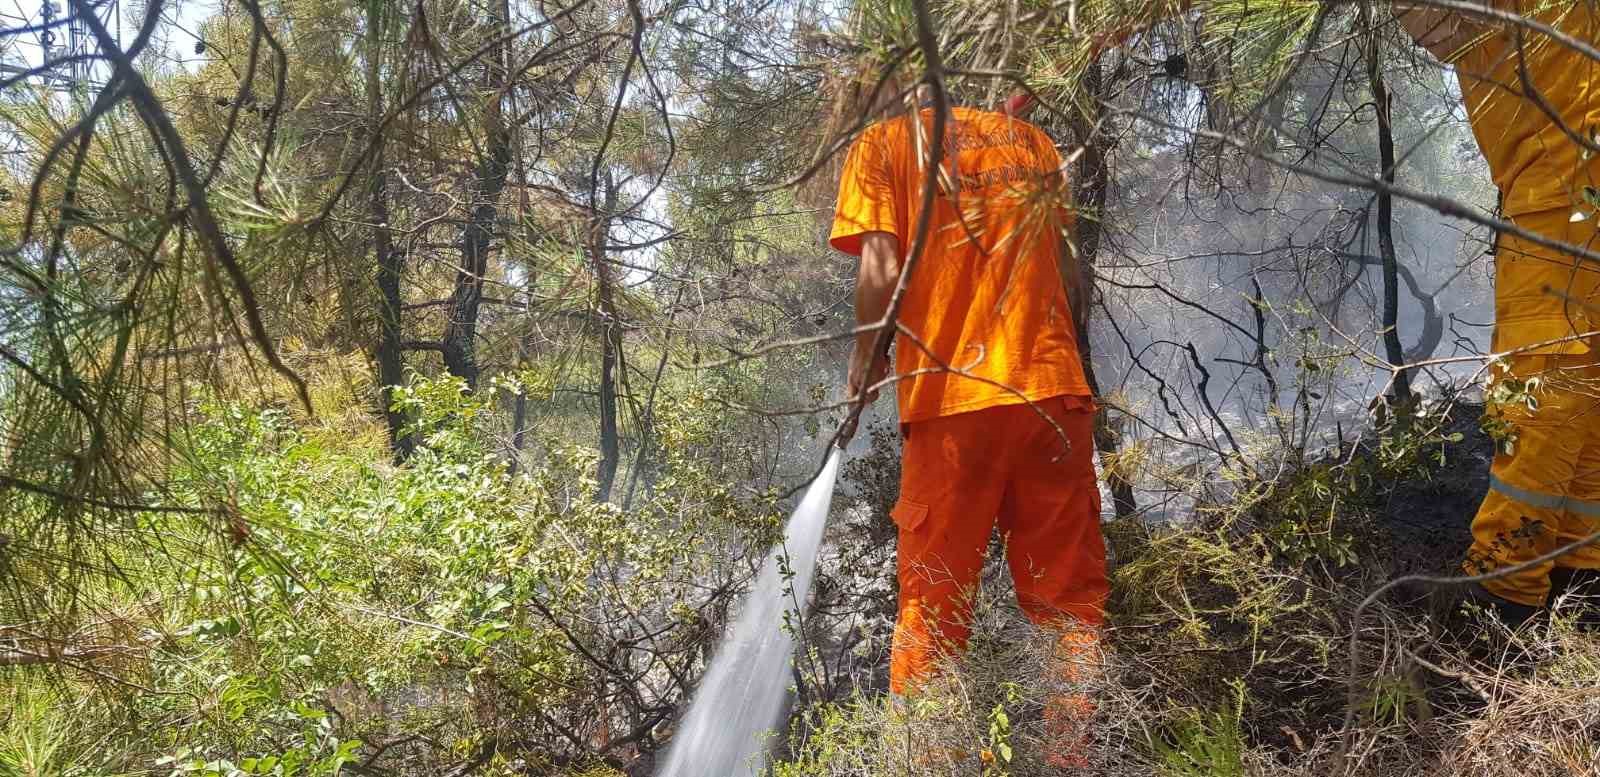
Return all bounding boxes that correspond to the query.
[1359,401,1542,723]
[1243,401,1504,753]
[1373,401,1494,582]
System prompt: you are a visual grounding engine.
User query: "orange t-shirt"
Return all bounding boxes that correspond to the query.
[829,106,1091,423]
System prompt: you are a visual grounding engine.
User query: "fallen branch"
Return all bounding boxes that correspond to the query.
[0,643,127,667]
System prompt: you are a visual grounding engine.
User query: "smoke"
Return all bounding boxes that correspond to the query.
[1085,54,1497,517]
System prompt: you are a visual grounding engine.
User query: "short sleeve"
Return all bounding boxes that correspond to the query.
[1034,127,1076,234]
[829,126,901,256]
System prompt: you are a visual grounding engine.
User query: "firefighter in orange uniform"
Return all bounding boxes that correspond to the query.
[832,83,1104,764]
[829,5,1207,765]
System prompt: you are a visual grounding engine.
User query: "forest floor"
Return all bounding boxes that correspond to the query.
[775,398,1600,777]
[1376,401,1493,581]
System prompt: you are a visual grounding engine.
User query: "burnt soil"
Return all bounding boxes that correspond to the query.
[1372,401,1494,581]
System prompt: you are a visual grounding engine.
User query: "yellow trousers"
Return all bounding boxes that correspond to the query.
[1470,209,1600,606]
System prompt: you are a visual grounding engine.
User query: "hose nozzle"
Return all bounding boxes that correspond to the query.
[837,411,861,449]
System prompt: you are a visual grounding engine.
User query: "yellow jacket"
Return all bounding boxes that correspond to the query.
[1454,3,1600,218]
[1452,4,1600,353]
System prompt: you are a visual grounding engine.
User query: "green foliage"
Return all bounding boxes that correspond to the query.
[1249,399,1466,569]
[1363,675,1423,730]
[158,722,362,777]
[851,0,918,67]
[1193,0,1325,108]
[1257,461,1360,568]
[769,701,875,777]
[1152,681,1246,777]
[0,684,108,777]
[1481,361,1541,455]
[0,375,781,771]
[980,682,1020,776]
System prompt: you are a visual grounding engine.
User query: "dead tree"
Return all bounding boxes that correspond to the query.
[1364,10,1413,403]
[1068,56,1140,519]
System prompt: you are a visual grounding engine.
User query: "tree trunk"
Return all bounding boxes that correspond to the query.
[506,136,539,476]
[1405,279,1443,366]
[1346,252,1443,365]
[367,0,412,460]
[0,644,122,667]
[1067,57,1139,519]
[440,0,513,390]
[593,177,621,502]
[510,337,532,441]
[1368,20,1413,403]
[508,325,533,477]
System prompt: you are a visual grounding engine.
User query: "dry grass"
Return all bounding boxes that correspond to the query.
[779,590,1600,776]
[786,405,1600,776]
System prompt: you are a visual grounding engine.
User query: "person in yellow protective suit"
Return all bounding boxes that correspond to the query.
[1396,2,1600,627]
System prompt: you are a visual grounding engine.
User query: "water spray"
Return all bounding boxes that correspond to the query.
[655,437,849,776]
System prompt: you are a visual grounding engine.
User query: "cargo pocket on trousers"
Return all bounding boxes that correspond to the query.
[891,501,930,533]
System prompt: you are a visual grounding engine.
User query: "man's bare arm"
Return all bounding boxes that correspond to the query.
[849,232,899,401]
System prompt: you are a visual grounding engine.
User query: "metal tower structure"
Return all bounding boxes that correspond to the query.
[0,0,122,187]
[44,0,121,91]
[0,0,121,92]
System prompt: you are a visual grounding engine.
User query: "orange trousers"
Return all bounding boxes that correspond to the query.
[888,395,1107,693]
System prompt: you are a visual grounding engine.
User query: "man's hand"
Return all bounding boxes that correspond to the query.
[848,337,891,403]
[850,231,901,403]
